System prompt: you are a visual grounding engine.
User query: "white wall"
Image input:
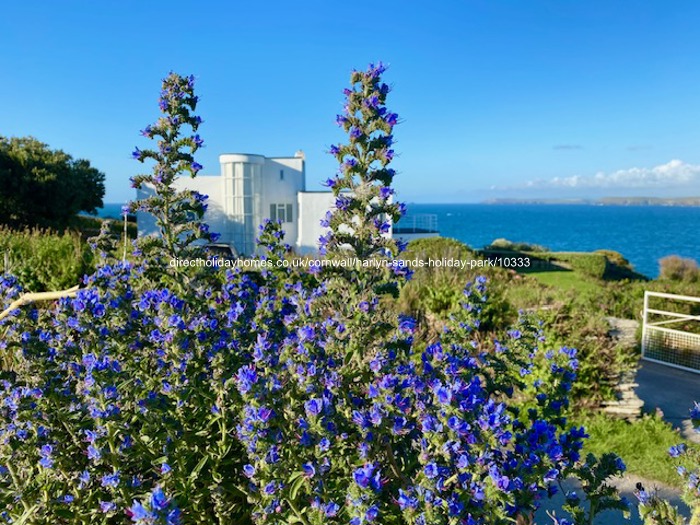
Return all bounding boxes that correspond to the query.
[136,175,229,243]
[297,192,336,254]
[261,157,305,248]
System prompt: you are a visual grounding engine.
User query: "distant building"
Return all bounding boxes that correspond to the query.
[136,151,437,255]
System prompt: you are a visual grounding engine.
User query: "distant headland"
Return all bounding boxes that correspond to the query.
[482,197,700,206]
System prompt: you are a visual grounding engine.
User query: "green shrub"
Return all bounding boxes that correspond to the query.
[595,249,632,270]
[486,238,549,252]
[0,227,94,291]
[74,215,137,240]
[551,252,608,280]
[395,237,514,340]
[537,291,639,408]
[659,255,700,283]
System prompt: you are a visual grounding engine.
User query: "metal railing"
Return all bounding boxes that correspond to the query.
[393,214,438,233]
[641,291,700,373]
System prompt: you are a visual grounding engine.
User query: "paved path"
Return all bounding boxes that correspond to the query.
[636,360,700,442]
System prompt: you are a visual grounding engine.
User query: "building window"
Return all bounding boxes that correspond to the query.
[269,203,293,223]
[280,169,284,181]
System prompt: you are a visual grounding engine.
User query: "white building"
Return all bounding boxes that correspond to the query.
[136,151,437,255]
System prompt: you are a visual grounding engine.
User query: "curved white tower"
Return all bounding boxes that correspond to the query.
[220,154,264,255]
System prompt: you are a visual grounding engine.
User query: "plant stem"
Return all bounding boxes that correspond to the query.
[286,499,312,525]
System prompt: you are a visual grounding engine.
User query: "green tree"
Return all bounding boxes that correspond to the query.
[0,136,105,229]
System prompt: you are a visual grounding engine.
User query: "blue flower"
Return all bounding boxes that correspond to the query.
[448,496,464,516]
[690,402,700,421]
[101,471,120,488]
[100,501,117,513]
[87,445,101,461]
[304,398,323,417]
[353,464,381,491]
[39,444,54,468]
[398,315,416,334]
[456,454,470,469]
[669,443,687,458]
[236,365,258,394]
[150,487,169,511]
[78,470,91,489]
[435,385,452,405]
[323,501,340,516]
[318,437,331,451]
[166,507,182,525]
[366,505,379,521]
[398,489,418,510]
[129,501,152,521]
[302,462,315,478]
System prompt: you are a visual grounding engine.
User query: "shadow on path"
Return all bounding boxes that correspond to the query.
[636,360,700,442]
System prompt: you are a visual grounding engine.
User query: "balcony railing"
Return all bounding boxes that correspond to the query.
[393,213,439,234]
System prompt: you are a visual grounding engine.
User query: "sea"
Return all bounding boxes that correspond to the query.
[97,203,700,279]
[404,203,700,279]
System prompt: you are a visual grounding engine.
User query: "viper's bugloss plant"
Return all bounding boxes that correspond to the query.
[129,72,218,259]
[324,62,404,260]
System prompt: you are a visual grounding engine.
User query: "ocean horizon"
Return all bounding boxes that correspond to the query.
[97,202,700,278]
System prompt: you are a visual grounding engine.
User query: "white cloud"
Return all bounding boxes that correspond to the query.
[524,160,700,189]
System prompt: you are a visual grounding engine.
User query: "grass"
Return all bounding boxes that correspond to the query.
[575,412,698,488]
[525,270,601,295]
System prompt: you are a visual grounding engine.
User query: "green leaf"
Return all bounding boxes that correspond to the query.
[189,456,208,482]
[288,475,306,501]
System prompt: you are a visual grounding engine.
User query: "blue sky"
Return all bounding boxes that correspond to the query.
[3,0,700,203]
